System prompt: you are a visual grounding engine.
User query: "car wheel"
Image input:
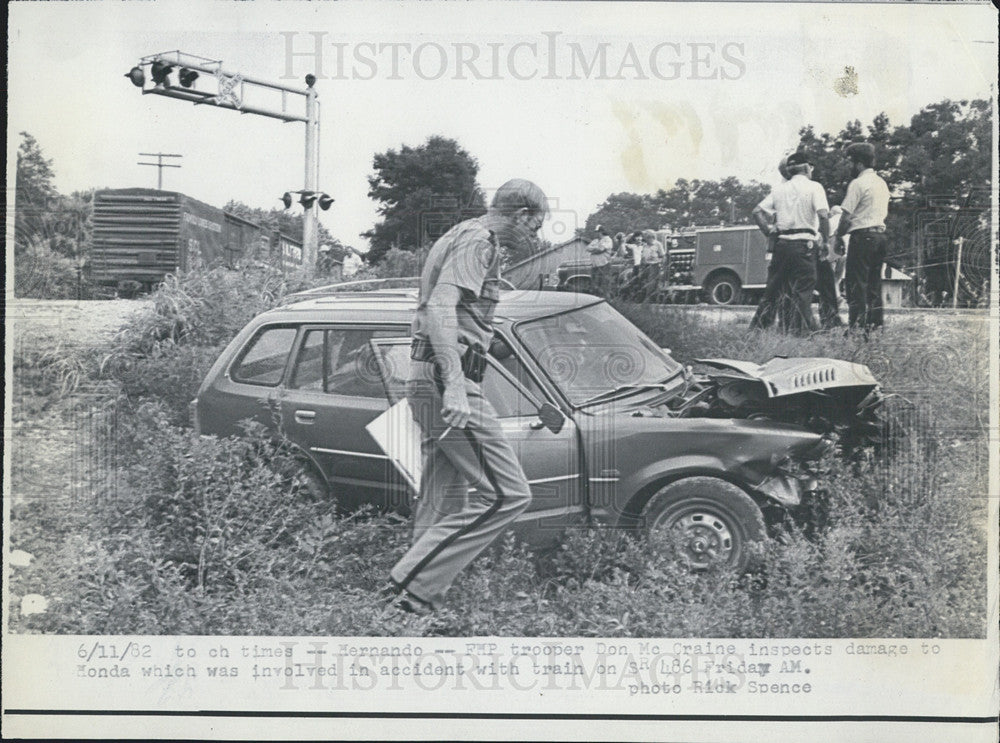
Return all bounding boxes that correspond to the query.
[641,477,765,571]
[705,273,743,305]
[292,464,343,511]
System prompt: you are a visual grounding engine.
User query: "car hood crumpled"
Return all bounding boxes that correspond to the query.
[696,357,879,398]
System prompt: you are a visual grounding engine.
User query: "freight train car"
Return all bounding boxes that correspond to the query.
[91,188,303,292]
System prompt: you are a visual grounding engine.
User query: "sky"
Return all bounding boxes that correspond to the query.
[7,1,997,251]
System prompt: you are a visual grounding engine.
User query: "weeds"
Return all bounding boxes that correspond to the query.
[7,275,990,637]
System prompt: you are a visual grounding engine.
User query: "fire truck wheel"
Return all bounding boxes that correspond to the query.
[705,272,743,305]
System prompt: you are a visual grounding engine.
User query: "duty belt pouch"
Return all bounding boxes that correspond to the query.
[462,345,486,383]
[410,340,486,383]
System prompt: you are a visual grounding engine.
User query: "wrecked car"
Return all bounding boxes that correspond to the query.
[193,289,884,570]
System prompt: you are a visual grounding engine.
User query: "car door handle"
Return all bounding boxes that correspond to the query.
[295,409,316,424]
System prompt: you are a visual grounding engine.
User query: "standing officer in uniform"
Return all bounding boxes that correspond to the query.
[384,179,548,614]
[837,142,890,331]
[749,155,792,330]
[750,151,829,334]
[751,154,841,330]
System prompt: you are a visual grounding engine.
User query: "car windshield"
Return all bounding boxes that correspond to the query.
[515,302,683,406]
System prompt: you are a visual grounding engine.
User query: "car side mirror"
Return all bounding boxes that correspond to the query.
[530,401,565,434]
[489,337,512,360]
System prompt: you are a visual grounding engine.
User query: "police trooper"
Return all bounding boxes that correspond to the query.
[837,142,891,331]
[750,150,829,334]
[384,179,548,614]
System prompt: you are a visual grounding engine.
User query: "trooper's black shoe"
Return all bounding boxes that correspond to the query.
[378,580,434,616]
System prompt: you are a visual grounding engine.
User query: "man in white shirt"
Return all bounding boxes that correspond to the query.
[749,151,830,334]
[587,224,615,296]
[836,142,891,330]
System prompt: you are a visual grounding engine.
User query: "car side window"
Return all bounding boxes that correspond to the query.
[489,336,545,403]
[482,362,538,419]
[290,330,326,390]
[290,327,403,397]
[231,326,298,386]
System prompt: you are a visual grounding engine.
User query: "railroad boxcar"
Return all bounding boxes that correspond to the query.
[90,188,304,291]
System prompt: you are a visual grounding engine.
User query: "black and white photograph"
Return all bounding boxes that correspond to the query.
[4,0,998,739]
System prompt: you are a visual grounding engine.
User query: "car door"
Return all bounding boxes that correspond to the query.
[279,325,410,512]
[199,323,300,437]
[371,337,585,545]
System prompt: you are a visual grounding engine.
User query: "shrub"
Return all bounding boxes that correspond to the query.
[109,266,286,357]
[105,341,224,426]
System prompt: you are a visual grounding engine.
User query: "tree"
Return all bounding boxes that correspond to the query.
[363,136,486,264]
[795,100,991,271]
[14,133,94,298]
[891,99,991,200]
[15,132,57,214]
[584,178,770,236]
[223,201,346,262]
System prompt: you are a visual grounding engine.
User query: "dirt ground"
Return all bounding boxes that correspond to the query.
[7,298,151,349]
[7,299,150,511]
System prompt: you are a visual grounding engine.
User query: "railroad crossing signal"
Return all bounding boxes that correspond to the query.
[125,50,324,270]
[282,191,334,211]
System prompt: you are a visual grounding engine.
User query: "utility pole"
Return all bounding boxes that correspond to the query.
[952,236,964,309]
[138,152,183,190]
[302,81,319,266]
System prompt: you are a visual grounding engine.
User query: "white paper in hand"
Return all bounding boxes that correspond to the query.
[365,398,423,496]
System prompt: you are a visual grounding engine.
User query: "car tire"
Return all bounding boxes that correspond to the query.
[705,273,743,305]
[641,477,765,572]
[293,464,343,511]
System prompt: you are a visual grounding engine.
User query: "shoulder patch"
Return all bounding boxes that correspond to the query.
[478,233,498,268]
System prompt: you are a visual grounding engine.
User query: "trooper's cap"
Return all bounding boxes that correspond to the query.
[846,142,876,162]
[786,150,812,167]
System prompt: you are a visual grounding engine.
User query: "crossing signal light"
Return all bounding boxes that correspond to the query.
[178,68,199,88]
[151,61,174,86]
[125,66,145,87]
[281,190,332,210]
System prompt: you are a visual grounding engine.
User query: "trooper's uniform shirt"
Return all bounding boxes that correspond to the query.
[758,175,830,237]
[749,174,828,333]
[410,218,502,360]
[390,217,532,609]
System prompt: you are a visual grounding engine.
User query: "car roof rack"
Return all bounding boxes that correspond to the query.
[280,277,421,305]
[280,276,519,306]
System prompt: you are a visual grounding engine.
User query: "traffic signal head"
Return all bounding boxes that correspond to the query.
[125,66,145,87]
[178,68,199,88]
[299,192,318,209]
[150,60,174,86]
[281,192,293,209]
[318,194,335,211]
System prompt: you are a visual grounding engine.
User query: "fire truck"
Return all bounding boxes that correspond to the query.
[556,225,771,305]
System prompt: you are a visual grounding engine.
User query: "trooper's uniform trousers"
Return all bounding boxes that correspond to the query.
[389,361,531,607]
[750,236,820,334]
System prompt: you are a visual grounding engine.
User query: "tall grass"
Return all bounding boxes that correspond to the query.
[8,273,989,637]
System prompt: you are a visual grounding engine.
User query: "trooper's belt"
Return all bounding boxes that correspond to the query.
[411,338,487,383]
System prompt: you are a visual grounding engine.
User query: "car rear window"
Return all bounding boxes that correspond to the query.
[231,326,298,386]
